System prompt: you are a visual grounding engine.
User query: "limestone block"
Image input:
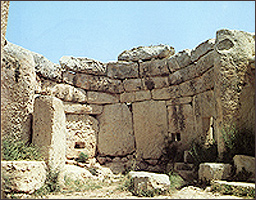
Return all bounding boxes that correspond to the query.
[32,95,66,172]
[195,51,215,75]
[63,102,103,115]
[33,52,64,81]
[151,85,180,100]
[132,100,168,160]
[140,58,170,77]
[59,56,106,75]
[167,49,192,72]
[128,171,170,195]
[167,104,195,149]
[123,78,143,92]
[106,61,138,79]
[166,97,192,106]
[118,44,175,62]
[191,39,215,62]
[198,163,232,182]
[1,161,47,194]
[62,165,94,182]
[87,91,119,104]
[233,155,255,177]
[41,80,87,103]
[63,71,124,94]
[66,114,98,158]
[120,90,151,103]
[1,42,37,143]
[168,64,197,85]
[97,103,135,156]
[142,76,169,90]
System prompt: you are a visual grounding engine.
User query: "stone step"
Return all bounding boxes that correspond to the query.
[174,162,194,171]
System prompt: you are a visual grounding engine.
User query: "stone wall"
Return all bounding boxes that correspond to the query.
[1,29,255,173]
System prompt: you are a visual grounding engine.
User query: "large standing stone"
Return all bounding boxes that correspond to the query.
[1,42,37,143]
[97,103,135,156]
[1,161,47,194]
[132,100,168,160]
[118,44,175,62]
[32,95,66,172]
[59,56,106,75]
[66,114,99,158]
[167,104,195,150]
[213,29,255,157]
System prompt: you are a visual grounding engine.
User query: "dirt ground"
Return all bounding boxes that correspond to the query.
[45,179,245,199]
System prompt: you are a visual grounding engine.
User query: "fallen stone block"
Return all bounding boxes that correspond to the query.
[128,171,170,196]
[198,163,232,182]
[1,161,47,194]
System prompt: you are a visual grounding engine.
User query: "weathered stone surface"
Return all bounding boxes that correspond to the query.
[87,91,119,104]
[233,155,255,177]
[1,161,47,194]
[33,52,63,81]
[63,71,124,93]
[118,44,175,62]
[106,61,138,79]
[133,100,168,160]
[167,49,192,72]
[62,165,93,182]
[151,87,177,100]
[192,90,215,143]
[63,102,103,115]
[123,78,143,92]
[166,97,192,106]
[32,95,66,172]
[128,171,170,195]
[140,58,170,77]
[167,104,195,149]
[1,42,37,143]
[97,103,135,156]
[120,90,151,103]
[191,39,215,62]
[213,29,255,156]
[198,163,232,182]
[59,56,106,75]
[66,114,98,158]
[41,80,87,103]
[142,76,169,90]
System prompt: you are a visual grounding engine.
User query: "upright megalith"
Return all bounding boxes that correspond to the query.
[213,29,255,157]
[1,42,37,143]
[32,95,66,172]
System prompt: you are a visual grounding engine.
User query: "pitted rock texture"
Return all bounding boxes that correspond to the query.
[32,95,66,172]
[132,100,168,160]
[106,61,139,79]
[118,44,175,62]
[59,56,106,75]
[97,103,135,156]
[1,161,47,194]
[66,114,99,158]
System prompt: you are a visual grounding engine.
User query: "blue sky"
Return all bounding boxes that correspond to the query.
[6,1,255,63]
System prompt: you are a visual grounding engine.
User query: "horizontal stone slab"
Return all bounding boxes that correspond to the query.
[167,49,192,72]
[140,58,170,77]
[63,102,103,115]
[87,91,119,104]
[63,71,124,94]
[120,90,151,103]
[59,56,106,75]
[106,61,139,79]
[123,78,143,92]
[41,80,87,103]
[166,97,193,106]
[191,39,215,62]
[118,44,175,62]
[142,76,169,90]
